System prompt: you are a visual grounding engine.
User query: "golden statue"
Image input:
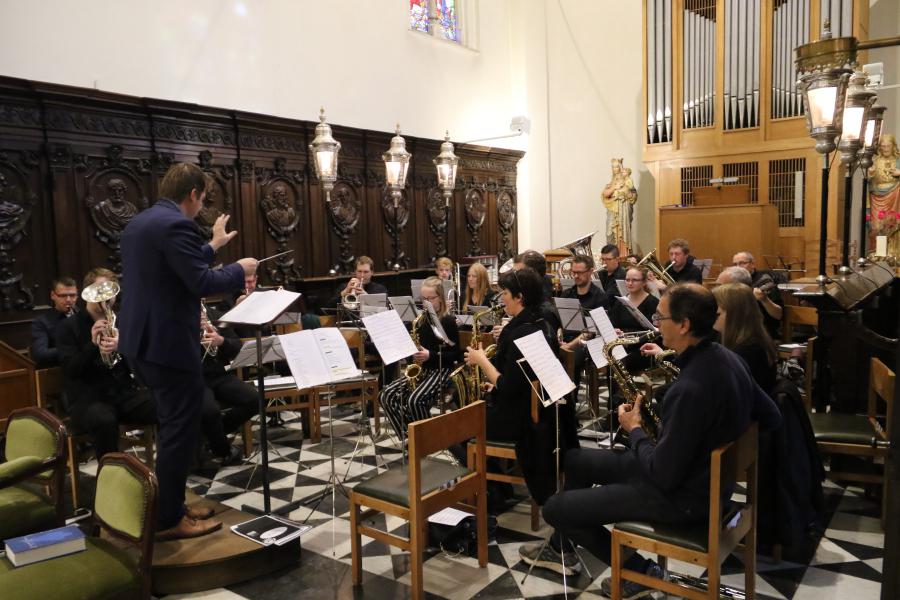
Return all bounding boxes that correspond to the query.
[602,158,637,253]
[867,134,900,256]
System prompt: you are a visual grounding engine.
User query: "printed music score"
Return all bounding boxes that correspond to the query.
[512,330,575,405]
[361,309,418,366]
[586,307,628,368]
[278,328,361,389]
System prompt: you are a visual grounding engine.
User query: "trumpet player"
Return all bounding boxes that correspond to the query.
[30,275,79,368]
[381,276,461,442]
[434,256,454,280]
[56,268,157,461]
[329,255,388,307]
[522,284,782,592]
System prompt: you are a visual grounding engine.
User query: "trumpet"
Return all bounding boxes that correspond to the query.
[342,278,363,310]
[81,280,121,369]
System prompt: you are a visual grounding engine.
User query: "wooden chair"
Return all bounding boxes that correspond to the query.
[350,401,488,600]
[0,341,36,430]
[610,423,759,600]
[467,381,543,531]
[781,305,818,343]
[0,453,159,600]
[809,357,894,526]
[0,407,68,540]
[34,367,155,509]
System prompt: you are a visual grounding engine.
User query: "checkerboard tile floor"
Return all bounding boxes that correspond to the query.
[129,402,885,600]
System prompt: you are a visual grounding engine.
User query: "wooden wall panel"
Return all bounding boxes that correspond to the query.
[0,76,522,349]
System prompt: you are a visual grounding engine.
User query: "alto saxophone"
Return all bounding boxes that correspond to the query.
[402,310,427,391]
[604,331,663,444]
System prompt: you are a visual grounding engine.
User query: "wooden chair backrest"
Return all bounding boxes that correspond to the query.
[339,327,365,367]
[0,340,36,429]
[319,315,336,328]
[35,367,64,411]
[869,357,895,437]
[782,305,818,342]
[459,330,494,350]
[708,423,758,559]
[409,400,485,460]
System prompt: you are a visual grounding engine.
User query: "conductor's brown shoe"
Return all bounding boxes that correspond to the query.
[185,504,215,520]
[155,515,222,541]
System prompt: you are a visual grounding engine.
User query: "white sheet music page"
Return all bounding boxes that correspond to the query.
[588,307,628,361]
[614,296,656,330]
[278,329,360,388]
[226,336,284,370]
[313,328,362,382]
[615,279,628,297]
[513,331,575,403]
[361,309,418,365]
[219,289,301,325]
[585,336,608,368]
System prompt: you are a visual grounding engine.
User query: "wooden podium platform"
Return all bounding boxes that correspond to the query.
[152,495,302,595]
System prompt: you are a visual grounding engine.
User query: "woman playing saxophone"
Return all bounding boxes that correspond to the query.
[381,276,462,441]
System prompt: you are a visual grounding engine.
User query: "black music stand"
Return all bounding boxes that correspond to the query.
[219,290,300,516]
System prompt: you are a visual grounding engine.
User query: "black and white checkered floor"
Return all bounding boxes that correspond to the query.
[104,400,884,600]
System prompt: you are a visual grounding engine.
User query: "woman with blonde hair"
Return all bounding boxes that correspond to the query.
[381,276,461,439]
[462,262,497,310]
[712,283,777,395]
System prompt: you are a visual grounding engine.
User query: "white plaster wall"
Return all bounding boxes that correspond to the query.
[0,0,649,255]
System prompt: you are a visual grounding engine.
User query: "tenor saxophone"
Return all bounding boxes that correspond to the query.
[604,331,663,444]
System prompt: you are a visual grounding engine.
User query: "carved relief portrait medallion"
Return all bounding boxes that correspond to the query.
[260,182,300,236]
[464,189,486,227]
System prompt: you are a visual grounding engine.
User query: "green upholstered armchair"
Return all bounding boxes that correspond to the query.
[0,452,159,600]
[0,407,68,541]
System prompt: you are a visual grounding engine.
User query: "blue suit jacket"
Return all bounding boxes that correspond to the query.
[118,199,244,372]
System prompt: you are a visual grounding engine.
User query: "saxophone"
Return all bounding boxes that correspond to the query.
[449,304,505,406]
[403,310,427,390]
[604,331,663,444]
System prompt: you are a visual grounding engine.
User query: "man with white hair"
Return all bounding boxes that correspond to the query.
[715,265,752,286]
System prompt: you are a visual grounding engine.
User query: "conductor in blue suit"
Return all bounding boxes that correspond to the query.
[119,163,258,540]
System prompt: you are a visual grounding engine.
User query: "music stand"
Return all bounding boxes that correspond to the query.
[219,289,300,516]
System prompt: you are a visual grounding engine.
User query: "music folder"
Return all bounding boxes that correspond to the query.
[277,329,362,389]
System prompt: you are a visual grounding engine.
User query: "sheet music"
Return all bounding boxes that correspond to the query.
[513,331,575,404]
[360,305,388,317]
[554,297,585,332]
[361,309,418,365]
[360,293,387,308]
[273,311,301,326]
[219,289,301,326]
[226,336,284,370]
[646,280,662,298]
[615,279,628,297]
[456,314,474,327]
[588,307,627,361]
[559,278,575,292]
[584,316,598,334]
[389,296,418,323]
[278,329,360,388]
[423,299,453,345]
[585,336,608,368]
[614,296,656,331]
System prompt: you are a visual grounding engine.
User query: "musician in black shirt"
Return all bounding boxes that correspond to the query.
[30,276,79,368]
[596,244,627,296]
[653,238,703,290]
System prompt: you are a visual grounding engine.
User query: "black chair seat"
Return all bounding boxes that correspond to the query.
[810,413,879,445]
[615,520,709,553]
[353,458,469,507]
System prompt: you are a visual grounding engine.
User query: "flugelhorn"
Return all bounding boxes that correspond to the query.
[81,280,121,369]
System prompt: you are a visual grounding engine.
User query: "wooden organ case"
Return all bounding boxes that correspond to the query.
[642,0,870,274]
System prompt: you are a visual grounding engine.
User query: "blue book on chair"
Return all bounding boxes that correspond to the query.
[4,524,86,567]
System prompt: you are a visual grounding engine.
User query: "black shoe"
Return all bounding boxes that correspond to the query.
[219,445,244,467]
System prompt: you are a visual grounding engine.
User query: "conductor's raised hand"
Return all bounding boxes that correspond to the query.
[237,258,258,276]
[210,214,238,251]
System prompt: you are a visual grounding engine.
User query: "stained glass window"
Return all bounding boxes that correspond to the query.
[409,0,461,43]
[410,0,429,34]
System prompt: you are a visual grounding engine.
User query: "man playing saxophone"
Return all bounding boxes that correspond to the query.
[381,277,461,441]
[520,284,782,597]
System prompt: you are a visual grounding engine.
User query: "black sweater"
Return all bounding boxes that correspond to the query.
[417,314,462,370]
[628,339,782,517]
